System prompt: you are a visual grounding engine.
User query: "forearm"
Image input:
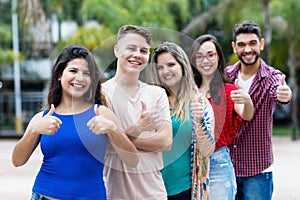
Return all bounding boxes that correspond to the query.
[125,124,142,138]
[129,121,172,152]
[106,127,139,167]
[242,100,254,121]
[12,127,41,167]
[195,115,215,157]
[131,134,172,152]
[197,135,215,157]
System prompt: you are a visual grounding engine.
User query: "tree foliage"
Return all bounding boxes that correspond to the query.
[80,0,189,33]
[2,0,300,74]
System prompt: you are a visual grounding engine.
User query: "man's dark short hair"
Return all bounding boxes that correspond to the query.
[232,20,262,42]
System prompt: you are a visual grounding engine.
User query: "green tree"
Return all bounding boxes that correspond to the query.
[80,0,186,33]
[271,0,300,139]
[0,1,19,67]
[0,23,15,66]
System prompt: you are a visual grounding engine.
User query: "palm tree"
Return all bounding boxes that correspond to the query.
[19,0,52,57]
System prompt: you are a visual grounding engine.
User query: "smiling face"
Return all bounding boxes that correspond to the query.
[114,33,150,76]
[232,33,264,67]
[156,52,183,94]
[195,41,219,79]
[60,58,91,101]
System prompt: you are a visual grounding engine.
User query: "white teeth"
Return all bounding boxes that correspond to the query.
[129,60,140,65]
[72,83,83,88]
[164,75,173,80]
[202,66,211,70]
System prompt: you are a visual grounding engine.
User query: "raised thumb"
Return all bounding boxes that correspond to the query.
[234,79,242,89]
[48,104,55,116]
[280,75,286,86]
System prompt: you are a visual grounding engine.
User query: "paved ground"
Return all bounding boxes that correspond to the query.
[1,135,300,200]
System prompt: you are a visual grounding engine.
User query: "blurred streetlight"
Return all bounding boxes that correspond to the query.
[12,0,23,135]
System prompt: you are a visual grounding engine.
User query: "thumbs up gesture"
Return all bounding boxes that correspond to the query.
[87,104,115,135]
[35,104,62,135]
[190,93,204,124]
[230,79,251,104]
[138,101,160,131]
[234,79,242,89]
[276,75,292,102]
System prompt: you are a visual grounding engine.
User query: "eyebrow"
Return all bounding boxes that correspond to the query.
[237,39,258,44]
[196,50,215,54]
[126,44,150,50]
[67,65,90,71]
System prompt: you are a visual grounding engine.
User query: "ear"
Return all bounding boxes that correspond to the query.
[259,38,265,51]
[114,44,119,57]
[231,41,236,53]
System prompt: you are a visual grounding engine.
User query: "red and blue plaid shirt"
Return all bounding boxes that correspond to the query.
[224,59,289,177]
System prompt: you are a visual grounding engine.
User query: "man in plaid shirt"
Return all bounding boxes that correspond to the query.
[225,20,292,200]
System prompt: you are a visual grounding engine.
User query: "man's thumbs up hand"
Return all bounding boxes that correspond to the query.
[234,79,243,89]
[231,79,251,104]
[277,75,292,102]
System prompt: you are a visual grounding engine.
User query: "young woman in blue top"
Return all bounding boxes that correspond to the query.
[150,41,215,200]
[12,44,138,200]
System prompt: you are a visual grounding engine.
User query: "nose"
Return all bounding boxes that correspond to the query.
[162,66,171,75]
[202,56,210,62]
[244,45,252,52]
[133,49,142,58]
[75,72,84,81]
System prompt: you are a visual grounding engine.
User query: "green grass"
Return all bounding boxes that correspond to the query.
[273,126,300,136]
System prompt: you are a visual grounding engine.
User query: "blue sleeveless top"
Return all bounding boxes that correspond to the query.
[32,106,108,199]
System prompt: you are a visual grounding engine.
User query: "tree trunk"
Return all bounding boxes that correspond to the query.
[288,28,298,140]
[261,0,271,64]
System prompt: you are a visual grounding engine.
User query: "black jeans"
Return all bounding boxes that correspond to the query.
[168,189,191,200]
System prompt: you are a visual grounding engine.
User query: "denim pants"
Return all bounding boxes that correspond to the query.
[235,172,273,200]
[209,146,236,200]
[31,191,51,200]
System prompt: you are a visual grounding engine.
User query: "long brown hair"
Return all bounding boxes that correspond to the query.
[189,34,232,105]
[47,44,105,108]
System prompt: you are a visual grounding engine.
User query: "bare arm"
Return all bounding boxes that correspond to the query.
[87,105,139,167]
[234,100,254,121]
[127,120,172,152]
[11,113,42,167]
[125,101,172,152]
[12,105,62,167]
